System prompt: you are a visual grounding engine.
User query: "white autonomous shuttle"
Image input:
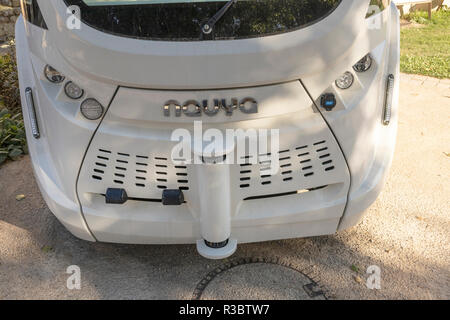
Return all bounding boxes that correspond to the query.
[17,0,399,259]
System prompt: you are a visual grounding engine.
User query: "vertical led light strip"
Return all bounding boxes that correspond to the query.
[25,87,40,139]
[383,74,394,126]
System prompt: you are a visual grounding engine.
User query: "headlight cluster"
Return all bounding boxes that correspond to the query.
[80,99,104,120]
[335,72,354,90]
[44,65,104,120]
[64,81,84,100]
[353,54,373,73]
[44,65,65,83]
[334,54,372,90]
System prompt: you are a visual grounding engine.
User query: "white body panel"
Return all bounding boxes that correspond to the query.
[17,0,400,258]
[77,81,350,243]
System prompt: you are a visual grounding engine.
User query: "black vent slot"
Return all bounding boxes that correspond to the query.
[92,149,112,182]
[176,164,189,190]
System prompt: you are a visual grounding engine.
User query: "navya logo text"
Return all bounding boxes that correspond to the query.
[163,98,258,117]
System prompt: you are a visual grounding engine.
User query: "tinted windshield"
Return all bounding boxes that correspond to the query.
[64,0,342,41]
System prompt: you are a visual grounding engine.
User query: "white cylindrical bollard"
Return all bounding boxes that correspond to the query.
[196,162,231,243]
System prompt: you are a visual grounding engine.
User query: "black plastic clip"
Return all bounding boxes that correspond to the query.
[105,188,128,204]
[162,189,184,206]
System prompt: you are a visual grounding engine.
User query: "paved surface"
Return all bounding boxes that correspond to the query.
[0,74,449,300]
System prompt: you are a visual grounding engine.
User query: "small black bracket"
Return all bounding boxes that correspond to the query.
[105,188,128,204]
[162,189,184,206]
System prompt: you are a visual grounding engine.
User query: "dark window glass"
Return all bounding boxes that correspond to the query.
[63,0,342,41]
[22,0,48,29]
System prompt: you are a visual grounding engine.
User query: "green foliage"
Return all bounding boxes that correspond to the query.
[404,9,449,25]
[0,42,26,166]
[0,44,21,114]
[0,108,27,165]
[401,10,450,79]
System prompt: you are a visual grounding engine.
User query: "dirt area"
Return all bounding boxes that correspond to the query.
[0,74,449,300]
[400,18,426,28]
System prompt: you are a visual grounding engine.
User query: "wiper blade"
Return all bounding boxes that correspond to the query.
[202,0,238,35]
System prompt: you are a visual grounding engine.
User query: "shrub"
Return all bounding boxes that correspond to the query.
[0,41,21,114]
[0,41,26,165]
[0,107,27,165]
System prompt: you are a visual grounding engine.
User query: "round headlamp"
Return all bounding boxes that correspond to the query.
[80,99,104,120]
[44,65,65,83]
[335,71,354,90]
[64,81,84,100]
[353,54,373,73]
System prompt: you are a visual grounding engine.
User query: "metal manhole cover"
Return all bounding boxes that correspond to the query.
[192,257,328,300]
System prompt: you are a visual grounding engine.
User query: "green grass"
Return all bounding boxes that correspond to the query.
[401,10,450,79]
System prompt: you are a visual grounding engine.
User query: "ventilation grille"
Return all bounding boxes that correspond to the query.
[239,140,336,190]
[91,149,190,194]
[85,139,341,200]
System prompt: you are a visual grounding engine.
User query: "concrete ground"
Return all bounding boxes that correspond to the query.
[0,74,449,300]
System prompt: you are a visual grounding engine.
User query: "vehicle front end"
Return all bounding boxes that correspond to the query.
[16,0,399,259]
